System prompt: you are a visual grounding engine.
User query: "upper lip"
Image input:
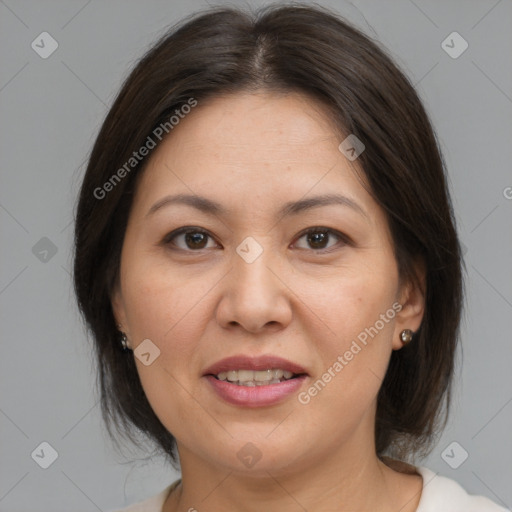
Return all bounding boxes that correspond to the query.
[203,355,308,376]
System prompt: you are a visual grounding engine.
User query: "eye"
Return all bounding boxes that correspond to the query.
[163,227,217,251]
[293,227,348,252]
[163,226,349,253]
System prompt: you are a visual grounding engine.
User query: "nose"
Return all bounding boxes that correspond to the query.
[215,243,293,334]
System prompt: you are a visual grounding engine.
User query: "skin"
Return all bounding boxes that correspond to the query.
[112,91,426,512]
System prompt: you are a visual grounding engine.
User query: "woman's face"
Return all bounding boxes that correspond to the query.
[112,91,424,475]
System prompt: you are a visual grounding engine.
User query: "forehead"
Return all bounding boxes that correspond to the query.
[179,91,340,148]
[131,91,374,220]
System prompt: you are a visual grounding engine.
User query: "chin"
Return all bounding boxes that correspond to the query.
[207,436,306,476]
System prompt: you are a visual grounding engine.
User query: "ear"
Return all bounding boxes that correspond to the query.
[110,280,128,334]
[392,260,426,350]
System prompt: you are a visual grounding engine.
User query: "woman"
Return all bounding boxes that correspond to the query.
[73,4,508,511]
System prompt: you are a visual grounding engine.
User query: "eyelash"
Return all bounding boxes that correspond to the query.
[162,226,351,254]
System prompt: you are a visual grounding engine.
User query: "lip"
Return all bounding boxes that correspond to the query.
[202,354,308,408]
[205,374,307,408]
[202,354,308,376]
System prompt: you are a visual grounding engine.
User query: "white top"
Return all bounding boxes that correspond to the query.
[112,466,510,512]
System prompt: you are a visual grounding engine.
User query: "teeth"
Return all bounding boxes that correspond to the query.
[273,369,284,379]
[215,368,297,385]
[238,369,254,381]
[254,370,273,381]
[226,370,238,382]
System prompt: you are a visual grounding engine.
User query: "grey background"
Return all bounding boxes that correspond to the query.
[0,0,511,510]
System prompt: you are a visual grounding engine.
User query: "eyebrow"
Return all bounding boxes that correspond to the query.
[146,193,368,219]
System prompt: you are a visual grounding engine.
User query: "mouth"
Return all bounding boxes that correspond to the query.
[202,355,309,407]
[211,368,305,386]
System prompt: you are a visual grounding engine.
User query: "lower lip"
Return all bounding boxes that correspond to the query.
[205,375,307,407]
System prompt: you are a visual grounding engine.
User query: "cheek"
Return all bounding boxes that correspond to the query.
[121,261,215,390]
[309,263,397,341]
[310,269,398,395]
[123,266,206,428]
[122,257,201,338]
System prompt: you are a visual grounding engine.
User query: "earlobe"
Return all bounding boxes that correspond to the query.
[110,287,132,351]
[392,262,426,350]
[110,284,127,332]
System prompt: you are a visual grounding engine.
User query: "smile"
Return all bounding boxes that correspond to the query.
[205,373,307,407]
[214,368,296,386]
[203,354,309,407]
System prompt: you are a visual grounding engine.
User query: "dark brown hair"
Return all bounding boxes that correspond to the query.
[73,3,463,468]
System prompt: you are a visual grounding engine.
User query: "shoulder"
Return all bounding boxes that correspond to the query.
[110,479,180,512]
[416,467,510,512]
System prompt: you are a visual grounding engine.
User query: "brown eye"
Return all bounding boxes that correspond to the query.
[294,228,347,252]
[164,228,217,251]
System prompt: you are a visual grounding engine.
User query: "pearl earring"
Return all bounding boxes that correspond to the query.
[400,329,413,345]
